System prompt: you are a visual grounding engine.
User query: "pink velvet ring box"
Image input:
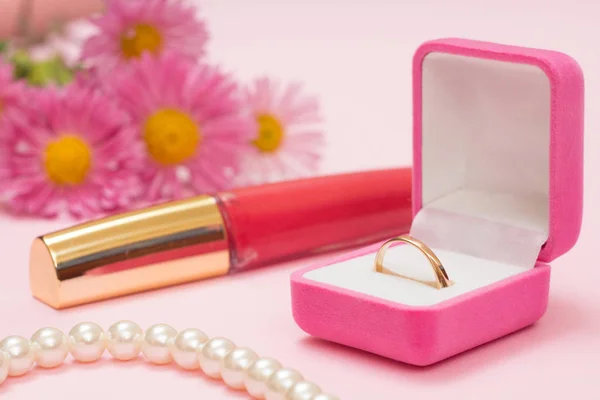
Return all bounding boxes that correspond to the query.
[290,38,584,366]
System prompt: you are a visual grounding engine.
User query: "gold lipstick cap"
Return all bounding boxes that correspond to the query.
[29,195,229,309]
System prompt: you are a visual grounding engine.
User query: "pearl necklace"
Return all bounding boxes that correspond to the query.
[0,321,338,400]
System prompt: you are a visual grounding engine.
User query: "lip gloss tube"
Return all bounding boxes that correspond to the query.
[30,168,412,309]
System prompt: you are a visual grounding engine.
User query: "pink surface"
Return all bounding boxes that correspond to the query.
[0,1,599,398]
[413,39,584,263]
[292,248,551,366]
[0,0,103,37]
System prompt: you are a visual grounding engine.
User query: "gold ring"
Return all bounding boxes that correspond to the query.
[374,235,452,289]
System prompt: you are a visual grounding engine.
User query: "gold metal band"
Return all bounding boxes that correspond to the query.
[374,235,452,289]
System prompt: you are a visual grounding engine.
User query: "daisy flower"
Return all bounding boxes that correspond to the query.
[0,62,28,124]
[29,19,98,68]
[81,0,209,75]
[239,78,324,185]
[111,51,254,201]
[0,83,142,218]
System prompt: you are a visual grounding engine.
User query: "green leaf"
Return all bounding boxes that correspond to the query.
[10,50,34,80]
[27,57,75,87]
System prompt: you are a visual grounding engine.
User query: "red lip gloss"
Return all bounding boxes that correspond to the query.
[29,168,412,309]
[220,168,412,271]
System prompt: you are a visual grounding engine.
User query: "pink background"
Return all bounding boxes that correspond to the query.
[1,0,599,398]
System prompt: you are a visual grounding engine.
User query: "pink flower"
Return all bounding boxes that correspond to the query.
[29,19,98,67]
[81,0,209,75]
[237,78,324,185]
[110,52,254,201]
[0,62,28,123]
[0,83,142,218]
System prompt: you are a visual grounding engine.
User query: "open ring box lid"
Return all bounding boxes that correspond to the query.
[290,38,584,366]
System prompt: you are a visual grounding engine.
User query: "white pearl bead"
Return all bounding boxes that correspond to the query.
[221,347,259,389]
[107,321,144,361]
[285,381,322,400]
[143,324,177,365]
[265,368,304,400]
[312,395,340,400]
[68,322,107,362]
[0,336,35,376]
[30,327,68,368]
[169,328,208,370]
[0,351,10,385]
[198,337,235,378]
[244,357,282,399]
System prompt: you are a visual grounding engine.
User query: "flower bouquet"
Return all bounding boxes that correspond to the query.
[0,0,323,218]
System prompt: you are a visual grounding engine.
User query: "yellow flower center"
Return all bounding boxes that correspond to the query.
[253,114,284,152]
[144,108,201,165]
[44,135,92,186]
[120,24,163,59]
